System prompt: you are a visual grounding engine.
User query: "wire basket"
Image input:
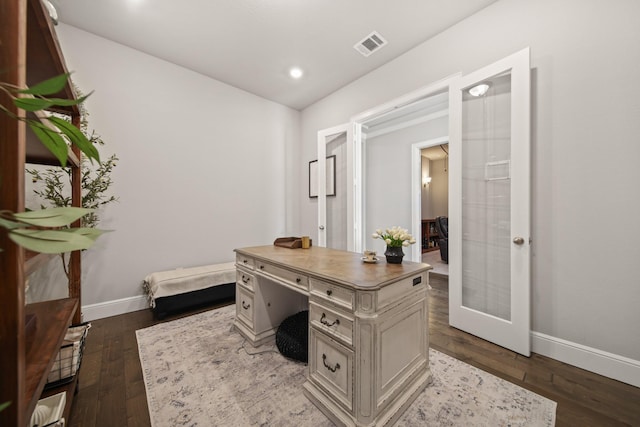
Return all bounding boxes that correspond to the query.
[44,322,91,389]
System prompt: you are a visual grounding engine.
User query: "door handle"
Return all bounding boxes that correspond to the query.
[513,237,525,245]
[319,225,325,230]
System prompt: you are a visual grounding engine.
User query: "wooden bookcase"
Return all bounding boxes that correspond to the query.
[421,219,440,253]
[1,0,84,425]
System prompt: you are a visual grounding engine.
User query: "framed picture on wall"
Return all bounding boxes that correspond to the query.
[309,155,336,198]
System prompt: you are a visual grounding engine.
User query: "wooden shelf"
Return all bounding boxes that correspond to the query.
[25,0,78,115]
[421,219,440,253]
[23,298,78,420]
[1,0,84,424]
[24,252,56,278]
[24,0,80,167]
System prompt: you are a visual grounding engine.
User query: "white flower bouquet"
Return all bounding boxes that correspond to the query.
[372,226,416,248]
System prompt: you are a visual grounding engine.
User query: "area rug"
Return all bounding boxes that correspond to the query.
[136,305,556,426]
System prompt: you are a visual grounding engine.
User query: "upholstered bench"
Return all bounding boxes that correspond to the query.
[143,262,236,319]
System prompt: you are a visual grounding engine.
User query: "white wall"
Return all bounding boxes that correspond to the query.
[430,158,448,218]
[28,24,300,315]
[422,157,448,220]
[298,0,640,383]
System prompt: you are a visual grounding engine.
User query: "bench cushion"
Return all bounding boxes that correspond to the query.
[143,262,236,307]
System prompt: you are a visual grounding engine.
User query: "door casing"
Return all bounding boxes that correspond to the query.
[316,123,350,248]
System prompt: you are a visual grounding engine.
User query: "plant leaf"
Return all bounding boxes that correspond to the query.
[13,207,94,227]
[17,73,71,96]
[0,401,11,412]
[0,216,26,230]
[28,122,68,166]
[43,92,92,107]
[13,97,54,112]
[9,228,98,253]
[48,116,101,163]
[69,227,110,239]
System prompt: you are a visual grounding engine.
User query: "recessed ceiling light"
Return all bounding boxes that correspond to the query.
[468,83,491,97]
[289,67,304,79]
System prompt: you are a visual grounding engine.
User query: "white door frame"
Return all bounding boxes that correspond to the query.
[350,73,459,254]
[410,136,449,262]
[317,123,350,248]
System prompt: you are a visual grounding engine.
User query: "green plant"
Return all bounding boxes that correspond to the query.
[28,84,118,229]
[24,85,117,281]
[28,154,118,228]
[0,73,99,166]
[0,73,105,253]
[0,208,103,253]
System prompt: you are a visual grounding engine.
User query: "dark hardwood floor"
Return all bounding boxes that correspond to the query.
[68,275,640,426]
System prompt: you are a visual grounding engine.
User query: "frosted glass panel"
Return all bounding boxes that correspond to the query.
[326,133,347,250]
[461,73,512,321]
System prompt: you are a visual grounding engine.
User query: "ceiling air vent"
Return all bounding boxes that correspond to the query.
[354,31,388,57]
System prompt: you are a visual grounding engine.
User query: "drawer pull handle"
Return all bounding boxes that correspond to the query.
[243,259,248,264]
[242,301,251,310]
[322,354,340,373]
[296,277,301,283]
[259,265,265,270]
[326,290,333,296]
[242,275,250,284]
[320,313,340,327]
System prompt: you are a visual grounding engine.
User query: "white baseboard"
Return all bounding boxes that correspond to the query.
[531,331,640,388]
[81,295,149,321]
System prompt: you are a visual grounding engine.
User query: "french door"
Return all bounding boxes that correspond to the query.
[316,123,351,249]
[449,48,531,356]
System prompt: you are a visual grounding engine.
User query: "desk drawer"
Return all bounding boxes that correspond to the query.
[310,302,353,346]
[256,261,308,292]
[310,278,354,311]
[378,273,427,308]
[236,270,254,291]
[236,285,254,328]
[309,328,353,412]
[236,254,254,270]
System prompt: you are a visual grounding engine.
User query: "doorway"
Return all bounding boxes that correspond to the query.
[420,143,449,276]
[316,123,350,249]
[351,80,452,256]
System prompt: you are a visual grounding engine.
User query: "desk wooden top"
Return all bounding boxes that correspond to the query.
[235,245,432,290]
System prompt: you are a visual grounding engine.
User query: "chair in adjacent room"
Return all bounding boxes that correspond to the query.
[435,216,448,264]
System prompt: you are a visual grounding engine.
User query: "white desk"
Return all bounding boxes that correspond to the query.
[233,245,432,427]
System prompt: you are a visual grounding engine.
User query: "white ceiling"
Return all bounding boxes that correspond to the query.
[50,0,497,110]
